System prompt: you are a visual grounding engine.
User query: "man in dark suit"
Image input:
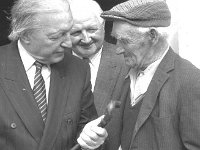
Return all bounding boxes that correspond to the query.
[69,0,127,116]
[0,0,108,149]
[101,0,200,149]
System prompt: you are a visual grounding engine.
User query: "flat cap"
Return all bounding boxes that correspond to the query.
[101,0,171,27]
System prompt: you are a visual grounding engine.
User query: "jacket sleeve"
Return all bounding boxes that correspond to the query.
[179,76,200,150]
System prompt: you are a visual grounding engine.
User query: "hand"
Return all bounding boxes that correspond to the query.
[77,116,108,150]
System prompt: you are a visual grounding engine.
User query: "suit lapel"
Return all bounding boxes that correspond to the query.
[2,42,44,143]
[131,49,176,140]
[93,42,124,115]
[38,54,72,150]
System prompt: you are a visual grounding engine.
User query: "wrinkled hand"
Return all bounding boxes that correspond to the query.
[77,116,108,150]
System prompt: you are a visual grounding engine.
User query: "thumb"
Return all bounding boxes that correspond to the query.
[89,115,105,126]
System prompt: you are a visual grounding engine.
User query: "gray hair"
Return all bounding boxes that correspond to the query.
[136,26,171,43]
[68,0,104,25]
[8,0,70,41]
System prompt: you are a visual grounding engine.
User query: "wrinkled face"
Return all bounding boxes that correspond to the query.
[25,10,73,64]
[70,13,104,58]
[112,21,152,69]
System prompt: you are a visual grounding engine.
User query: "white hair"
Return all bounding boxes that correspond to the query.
[135,26,171,42]
[8,0,71,41]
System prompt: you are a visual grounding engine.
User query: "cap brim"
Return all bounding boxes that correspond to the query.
[101,14,142,27]
[101,14,136,25]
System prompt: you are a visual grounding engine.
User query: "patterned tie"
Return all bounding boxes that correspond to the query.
[33,61,47,122]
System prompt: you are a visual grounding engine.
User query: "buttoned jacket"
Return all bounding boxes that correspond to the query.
[0,41,97,150]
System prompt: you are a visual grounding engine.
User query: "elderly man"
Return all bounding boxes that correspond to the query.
[68,0,127,116]
[0,0,107,149]
[101,0,200,149]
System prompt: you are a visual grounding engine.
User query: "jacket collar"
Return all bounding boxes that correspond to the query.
[131,48,176,140]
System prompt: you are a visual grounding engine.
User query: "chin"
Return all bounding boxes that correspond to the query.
[51,55,65,64]
[125,59,136,68]
[80,51,96,57]
[79,45,96,52]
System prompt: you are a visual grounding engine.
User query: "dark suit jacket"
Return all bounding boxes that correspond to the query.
[105,48,200,150]
[93,41,127,116]
[0,42,97,150]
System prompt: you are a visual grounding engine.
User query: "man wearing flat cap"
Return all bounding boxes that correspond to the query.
[101,0,200,150]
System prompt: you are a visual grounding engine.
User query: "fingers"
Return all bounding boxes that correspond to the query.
[90,125,108,138]
[78,116,108,149]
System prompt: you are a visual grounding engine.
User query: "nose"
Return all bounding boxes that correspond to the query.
[61,33,72,48]
[81,30,91,43]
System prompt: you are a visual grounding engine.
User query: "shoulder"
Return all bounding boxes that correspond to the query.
[157,49,200,94]
[102,41,118,53]
[166,50,200,91]
[0,42,17,63]
[160,48,200,80]
[63,52,90,75]
[0,42,15,54]
[175,52,200,80]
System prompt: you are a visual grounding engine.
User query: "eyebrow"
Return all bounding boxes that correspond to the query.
[47,29,70,37]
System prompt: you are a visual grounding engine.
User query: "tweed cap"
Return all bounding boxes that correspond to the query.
[101,0,171,27]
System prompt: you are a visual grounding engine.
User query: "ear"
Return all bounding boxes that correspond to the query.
[148,28,159,45]
[20,31,32,44]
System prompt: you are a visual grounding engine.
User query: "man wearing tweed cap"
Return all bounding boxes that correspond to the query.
[101,0,200,150]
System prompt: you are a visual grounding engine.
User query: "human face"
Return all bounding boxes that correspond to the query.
[70,13,104,58]
[25,10,73,64]
[112,21,153,69]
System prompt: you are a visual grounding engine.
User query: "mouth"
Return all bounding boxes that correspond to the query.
[79,41,94,48]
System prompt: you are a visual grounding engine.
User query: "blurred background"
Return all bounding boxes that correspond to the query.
[1,0,200,68]
[0,0,13,46]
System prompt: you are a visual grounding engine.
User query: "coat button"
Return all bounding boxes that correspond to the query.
[66,118,73,125]
[11,123,17,129]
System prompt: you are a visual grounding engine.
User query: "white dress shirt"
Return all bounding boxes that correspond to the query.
[18,40,51,103]
[73,48,102,91]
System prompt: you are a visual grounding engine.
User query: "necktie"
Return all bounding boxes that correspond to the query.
[33,61,47,122]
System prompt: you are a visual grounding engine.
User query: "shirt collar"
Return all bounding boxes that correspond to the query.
[18,40,50,71]
[72,46,103,66]
[89,47,102,66]
[18,40,36,72]
[142,46,169,75]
